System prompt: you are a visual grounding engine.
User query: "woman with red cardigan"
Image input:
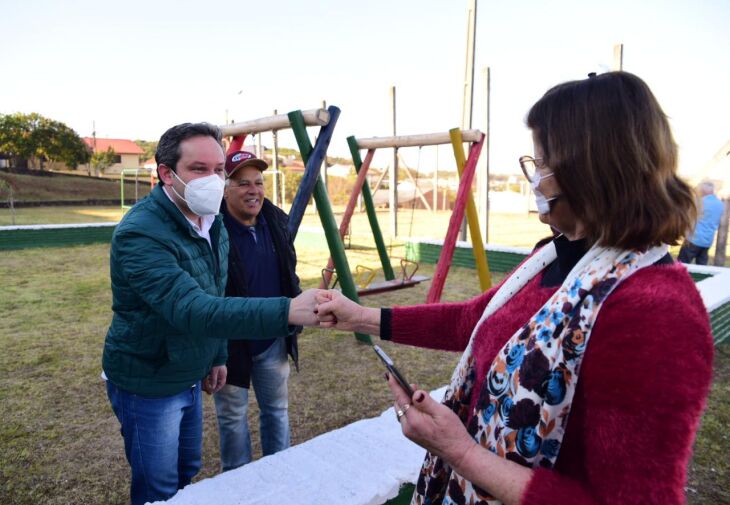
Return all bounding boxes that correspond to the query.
[317,71,713,505]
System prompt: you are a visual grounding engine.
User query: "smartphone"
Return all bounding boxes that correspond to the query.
[373,345,415,398]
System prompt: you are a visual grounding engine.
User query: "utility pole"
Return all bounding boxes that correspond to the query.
[390,85,398,238]
[460,0,477,241]
[613,43,624,71]
[90,120,96,177]
[272,109,280,207]
[321,100,328,192]
[482,66,491,243]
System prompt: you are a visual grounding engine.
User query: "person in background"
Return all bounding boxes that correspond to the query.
[102,123,321,505]
[316,72,713,505]
[213,150,301,471]
[678,180,724,265]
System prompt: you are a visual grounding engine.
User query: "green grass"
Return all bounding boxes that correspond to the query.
[0,170,150,203]
[0,236,727,505]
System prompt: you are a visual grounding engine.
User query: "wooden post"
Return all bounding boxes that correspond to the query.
[426,136,485,303]
[348,137,396,281]
[449,129,490,291]
[713,198,729,266]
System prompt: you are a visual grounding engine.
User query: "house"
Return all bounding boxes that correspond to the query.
[82,137,143,174]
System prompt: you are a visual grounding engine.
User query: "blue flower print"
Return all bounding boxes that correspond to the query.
[506,344,525,373]
[569,278,582,297]
[536,307,549,324]
[540,438,561,459]
[516,426,542,458]
[538,327,552,342]
[550,310,564,326]
[544,370,567,405]
[481,402,497,423]
[499,397,514,424]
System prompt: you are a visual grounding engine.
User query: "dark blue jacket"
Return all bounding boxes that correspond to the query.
[224,198,302,388]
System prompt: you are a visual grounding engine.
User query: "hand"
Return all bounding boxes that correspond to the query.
[203,365,227,394]
[288,289,326,326]
[386,375,476,468]
[315,290,373,332]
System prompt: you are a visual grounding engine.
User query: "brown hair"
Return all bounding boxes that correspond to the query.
[526,71,695,250]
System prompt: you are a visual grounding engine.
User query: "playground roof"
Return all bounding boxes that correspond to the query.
[82,138,144,155]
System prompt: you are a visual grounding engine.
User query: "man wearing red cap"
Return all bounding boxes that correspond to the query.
[212,150,301,471]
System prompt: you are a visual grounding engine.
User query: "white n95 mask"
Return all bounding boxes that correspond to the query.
[170,171,225,216]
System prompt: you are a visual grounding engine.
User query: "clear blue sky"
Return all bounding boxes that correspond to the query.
[1,0,728,177]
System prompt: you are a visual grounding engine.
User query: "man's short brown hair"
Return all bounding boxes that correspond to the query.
[527,71,696,250]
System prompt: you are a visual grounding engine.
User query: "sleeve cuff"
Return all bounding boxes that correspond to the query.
[379,308,392,340]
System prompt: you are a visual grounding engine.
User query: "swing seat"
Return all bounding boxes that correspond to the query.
[322,260,429,296]
[356,259,429,297]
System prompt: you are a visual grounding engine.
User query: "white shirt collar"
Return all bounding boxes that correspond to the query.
[162,185,215,244]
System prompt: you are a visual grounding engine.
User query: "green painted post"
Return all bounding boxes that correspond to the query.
[288,110,371,344]
[347,136,395,281]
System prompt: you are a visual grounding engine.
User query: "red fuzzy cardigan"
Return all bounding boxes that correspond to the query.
[390,262,713,504]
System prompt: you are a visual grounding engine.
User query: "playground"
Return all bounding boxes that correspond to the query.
[1,105,729,505]
[0,220,729,505]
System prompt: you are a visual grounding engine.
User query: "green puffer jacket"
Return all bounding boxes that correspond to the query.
[102,183,291,397]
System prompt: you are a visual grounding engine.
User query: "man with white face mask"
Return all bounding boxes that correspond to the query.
[102,123,323,505]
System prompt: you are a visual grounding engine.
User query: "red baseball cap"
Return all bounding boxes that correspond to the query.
[225,150,268,177]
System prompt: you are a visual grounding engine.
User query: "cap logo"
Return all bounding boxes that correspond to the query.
[231,152,254,163]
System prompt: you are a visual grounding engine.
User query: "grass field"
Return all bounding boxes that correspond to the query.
[0,205,728,504]
[0,164,727,502]
[0,170,150,204]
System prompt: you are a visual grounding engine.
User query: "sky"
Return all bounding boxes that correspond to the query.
[1,0,728,178]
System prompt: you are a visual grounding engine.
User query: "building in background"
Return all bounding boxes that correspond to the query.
[82,138,143,174]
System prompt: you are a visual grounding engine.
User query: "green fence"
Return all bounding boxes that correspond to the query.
[406,239,730,345]
[0,223,117,250]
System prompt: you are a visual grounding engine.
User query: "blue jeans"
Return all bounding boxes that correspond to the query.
[678,241,710,265]
[214,337,291,471]
[106,380,202,505]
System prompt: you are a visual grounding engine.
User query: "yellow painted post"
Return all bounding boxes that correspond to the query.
[449,128,491,290]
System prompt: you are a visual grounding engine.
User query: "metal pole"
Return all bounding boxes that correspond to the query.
[483,66,491,243]
[390,85,398,238]
[433,145,438,213]
[321,100,328,193]
[272,109,280,207]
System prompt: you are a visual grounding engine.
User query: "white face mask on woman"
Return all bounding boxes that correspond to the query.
[169,171,225,216]
[530,171,560,215]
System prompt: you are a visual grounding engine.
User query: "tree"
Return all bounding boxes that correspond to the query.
[0,112,90,170]
[90,146,117,177]
[0,176,16,225]
[134,140,158,164]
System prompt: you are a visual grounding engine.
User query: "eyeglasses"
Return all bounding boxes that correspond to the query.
[518,155,547,183]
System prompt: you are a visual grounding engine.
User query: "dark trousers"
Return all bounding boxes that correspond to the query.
[678,241,710,265]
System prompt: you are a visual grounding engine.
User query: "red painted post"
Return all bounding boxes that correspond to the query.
[426,134,485,303]
[320,149,376,288]
[227,134,247,155]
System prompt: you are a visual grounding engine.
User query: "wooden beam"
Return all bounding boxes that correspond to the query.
[356,129,482,149]
[220,108,330,136]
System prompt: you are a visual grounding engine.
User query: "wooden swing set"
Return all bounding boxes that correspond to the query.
[320,128,492,303]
